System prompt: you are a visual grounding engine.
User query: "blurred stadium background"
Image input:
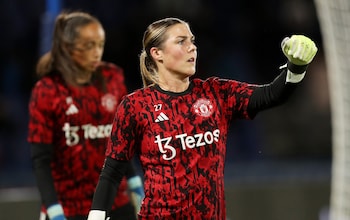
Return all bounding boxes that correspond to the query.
[0,0,333,219]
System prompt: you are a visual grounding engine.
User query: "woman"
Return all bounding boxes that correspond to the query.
[27,11,144,220]
[88,17,317,219]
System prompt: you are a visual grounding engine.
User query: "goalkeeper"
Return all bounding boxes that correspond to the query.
[87,17,317,220]
[27,11,144,220]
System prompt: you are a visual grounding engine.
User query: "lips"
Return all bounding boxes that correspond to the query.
[187,57,195,62]
[91,61,101,68]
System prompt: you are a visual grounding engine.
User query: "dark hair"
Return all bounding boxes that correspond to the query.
[36,11,102,87]
[139,17,188,87]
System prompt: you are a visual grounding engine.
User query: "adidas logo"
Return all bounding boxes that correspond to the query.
[65,104,79,115]
[155,112,169,122]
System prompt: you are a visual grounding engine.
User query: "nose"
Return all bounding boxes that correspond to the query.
[188,43,197,52]
[93,46,104,59]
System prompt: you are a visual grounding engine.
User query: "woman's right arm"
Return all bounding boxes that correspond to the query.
[88,157,130,220]
[29,79,66,219]
[31,143,66,219]
[31,143,58,206]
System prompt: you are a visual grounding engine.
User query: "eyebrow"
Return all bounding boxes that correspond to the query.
[176,35,195,40]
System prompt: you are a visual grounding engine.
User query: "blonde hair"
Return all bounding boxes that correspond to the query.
[139,17,187,87]
[36,11,102,86]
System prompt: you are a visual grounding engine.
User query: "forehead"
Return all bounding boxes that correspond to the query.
[166,23,194,39]
[77,22,105,40]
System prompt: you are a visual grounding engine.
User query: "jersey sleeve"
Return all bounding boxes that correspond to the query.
[105,96,140,161]
[211,77,256,120]
[27,79,57,144]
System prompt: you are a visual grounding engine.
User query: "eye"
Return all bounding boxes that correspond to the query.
[98,42,105,49]
[178,39,185,45]
[83,42,95,50]
[74,41,105,51]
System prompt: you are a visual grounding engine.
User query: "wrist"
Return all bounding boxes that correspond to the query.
[287,61,308,74]
[280,62,306,83]
[286,70,305,83]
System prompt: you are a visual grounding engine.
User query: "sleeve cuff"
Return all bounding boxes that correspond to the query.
[286,70,305,83]
[279,62,306,83]
[287,61,308,74]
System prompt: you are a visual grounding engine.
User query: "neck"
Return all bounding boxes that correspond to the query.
[76,71,93,84]
[158,79,190,93]
[157,70,191,92]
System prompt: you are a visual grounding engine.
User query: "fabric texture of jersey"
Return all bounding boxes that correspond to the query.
[106,77,257,219]
[28,62,129,217]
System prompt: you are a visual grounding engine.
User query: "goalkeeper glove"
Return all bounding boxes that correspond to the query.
[46,203,66,220]
[127,175,144,215]
[281,35,318,66]
[87,210,110,220]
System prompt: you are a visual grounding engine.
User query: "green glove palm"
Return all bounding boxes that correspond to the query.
[281,35,318,66]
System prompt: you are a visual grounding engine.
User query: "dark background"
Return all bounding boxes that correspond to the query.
[0,1,332,219]
[0,0,330,191]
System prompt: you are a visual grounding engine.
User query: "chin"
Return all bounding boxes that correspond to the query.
[188,69,196,76]
[188,72,196,77]
[88,66,98,72]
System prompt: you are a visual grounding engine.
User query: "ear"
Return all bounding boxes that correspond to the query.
[150,47,163,62]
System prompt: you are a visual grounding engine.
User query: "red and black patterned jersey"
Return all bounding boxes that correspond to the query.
[106,77,257,219]
[27,62,129,217]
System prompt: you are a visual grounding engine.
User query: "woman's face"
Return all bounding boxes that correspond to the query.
[155,23,197,78]
[71,22,105,72]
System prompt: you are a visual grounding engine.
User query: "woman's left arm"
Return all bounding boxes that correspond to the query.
[247,35,318,116]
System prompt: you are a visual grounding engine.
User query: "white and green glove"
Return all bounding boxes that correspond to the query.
[46,203,66,220]
[281,35,318,66]
[87,210,109,220]
[281,35,318,83]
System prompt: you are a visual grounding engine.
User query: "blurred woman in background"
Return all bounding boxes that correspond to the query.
[28,11,144,220]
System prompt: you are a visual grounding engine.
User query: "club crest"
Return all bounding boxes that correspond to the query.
[101,93,117,112]
[193,98,214,117]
